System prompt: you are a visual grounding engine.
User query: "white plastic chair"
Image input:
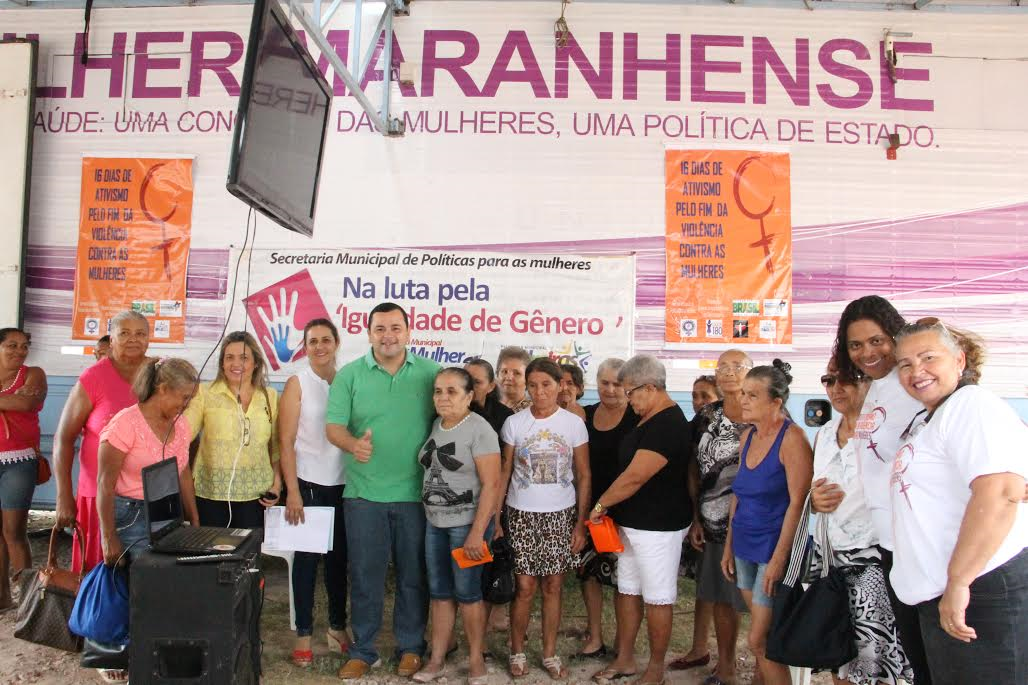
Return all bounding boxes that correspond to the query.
[260,545,296,631]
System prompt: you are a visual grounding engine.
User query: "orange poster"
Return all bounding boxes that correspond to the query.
[72,157,193,343]
[665,150,792,346]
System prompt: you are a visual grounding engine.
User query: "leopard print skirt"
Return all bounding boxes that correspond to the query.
[507,505,580,577]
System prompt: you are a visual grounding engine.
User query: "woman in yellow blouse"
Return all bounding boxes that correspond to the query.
[185,331,281,528]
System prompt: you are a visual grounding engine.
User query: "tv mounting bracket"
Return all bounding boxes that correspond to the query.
[288,0,408,137]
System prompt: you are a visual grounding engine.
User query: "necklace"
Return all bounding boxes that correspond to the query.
[440,412,473,431]
[0,367,24,394]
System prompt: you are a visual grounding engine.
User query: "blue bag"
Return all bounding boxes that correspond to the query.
[68,562,130,646]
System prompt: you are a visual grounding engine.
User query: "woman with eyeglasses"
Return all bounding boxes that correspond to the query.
[589,355,692,685]
[185,331,280,529]
[412,367,501,685]
[811,360,912,685]
[831,296,931,685]
[890,320,1026,685]
[678,350,751,685]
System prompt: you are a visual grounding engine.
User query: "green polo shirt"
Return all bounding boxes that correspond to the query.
[326,348,440,502]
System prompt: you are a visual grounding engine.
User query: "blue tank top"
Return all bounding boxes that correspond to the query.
[731,419,791,563]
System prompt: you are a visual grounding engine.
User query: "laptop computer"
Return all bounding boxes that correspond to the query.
[142,458,254,555]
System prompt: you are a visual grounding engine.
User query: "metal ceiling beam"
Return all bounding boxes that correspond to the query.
[291,0,406,136]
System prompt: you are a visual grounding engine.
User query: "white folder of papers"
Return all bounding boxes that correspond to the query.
[263,506,335,554]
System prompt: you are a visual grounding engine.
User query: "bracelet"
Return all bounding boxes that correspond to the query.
[592,501,604,514]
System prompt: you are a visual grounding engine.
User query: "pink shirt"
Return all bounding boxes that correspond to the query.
[77,358,139,498]
[100,405,192,499]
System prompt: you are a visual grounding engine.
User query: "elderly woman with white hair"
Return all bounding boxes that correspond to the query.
[891,318,1027,684]
[589,354,693,685]
[577,358,638,659]
[54,310,151,573]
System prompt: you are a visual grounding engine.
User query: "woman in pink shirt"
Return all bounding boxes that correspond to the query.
[97,357,199,564]
[54,311,151,572]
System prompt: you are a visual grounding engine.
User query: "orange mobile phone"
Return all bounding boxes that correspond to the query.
[451,544,493,569]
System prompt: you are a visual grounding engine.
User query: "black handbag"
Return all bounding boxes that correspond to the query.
[14,524,85,652]
[80,637,129,670]
[766,493,857,670]
[576,539,618,587]
[481,536,515,604]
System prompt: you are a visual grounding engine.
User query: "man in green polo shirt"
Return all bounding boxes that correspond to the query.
[326,302,440,680]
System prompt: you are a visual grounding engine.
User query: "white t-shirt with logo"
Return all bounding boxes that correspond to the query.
[890,385,1028,605]
[852,368,925,550]
[501,407,588,513]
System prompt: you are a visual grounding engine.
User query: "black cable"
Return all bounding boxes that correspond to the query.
[159,206,254,464]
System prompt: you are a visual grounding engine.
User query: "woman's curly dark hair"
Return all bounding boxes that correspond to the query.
[831,296,906,380]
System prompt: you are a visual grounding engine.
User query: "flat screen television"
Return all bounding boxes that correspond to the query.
[227,0,332,237]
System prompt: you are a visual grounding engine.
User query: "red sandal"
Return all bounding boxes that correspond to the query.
[290,649,314,667]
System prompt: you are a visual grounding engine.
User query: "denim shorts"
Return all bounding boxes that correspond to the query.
[735,556,774,608]
[0,457,37,510]
[114,496,149,560]
[425,520,494,604]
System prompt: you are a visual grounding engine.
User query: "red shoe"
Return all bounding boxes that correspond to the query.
[291,649,314,667]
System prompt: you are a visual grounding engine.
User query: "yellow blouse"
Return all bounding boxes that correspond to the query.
[184,380,280,502]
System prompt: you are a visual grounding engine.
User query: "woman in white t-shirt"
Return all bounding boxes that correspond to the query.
[278,319,348,667]
[830,295,931,684]
[811,359,912,685]
[499,357,590,680]
[891,319,1026,685]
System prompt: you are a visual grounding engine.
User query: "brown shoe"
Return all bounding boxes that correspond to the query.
[397,653,424,677]
[338,658,381,680]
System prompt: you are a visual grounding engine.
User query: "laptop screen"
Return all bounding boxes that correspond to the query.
[142,458,183,536]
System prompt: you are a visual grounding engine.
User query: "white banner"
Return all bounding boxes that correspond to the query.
[240,249,635,382]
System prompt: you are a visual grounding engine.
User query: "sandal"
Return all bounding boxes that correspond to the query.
[97,669,129,684]
[542,656,568,680]
[509,652,528,678]
[412,666,446,683]
[591,666,638,682]
[290,649,314,667]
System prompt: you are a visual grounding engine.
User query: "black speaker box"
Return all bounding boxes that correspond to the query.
[129,534,263,684]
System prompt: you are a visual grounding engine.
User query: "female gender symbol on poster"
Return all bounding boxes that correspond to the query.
[732,155,778,275]
[140,161,180,281]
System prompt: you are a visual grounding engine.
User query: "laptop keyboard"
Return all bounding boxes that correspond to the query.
[172,526,224,550]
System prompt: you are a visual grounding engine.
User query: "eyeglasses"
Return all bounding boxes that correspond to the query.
[900,409,929,441]
[716,363,752,375]
[625,384,650,398]
[820,374,838,387]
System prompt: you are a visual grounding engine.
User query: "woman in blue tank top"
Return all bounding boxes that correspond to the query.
[721,359,813,685]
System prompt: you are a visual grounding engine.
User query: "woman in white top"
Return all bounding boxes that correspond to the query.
[811,359,912,685]
[830,295,931,685]
[279,319,348,667]
[891,319,1026,685]
[500,357,590,680]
